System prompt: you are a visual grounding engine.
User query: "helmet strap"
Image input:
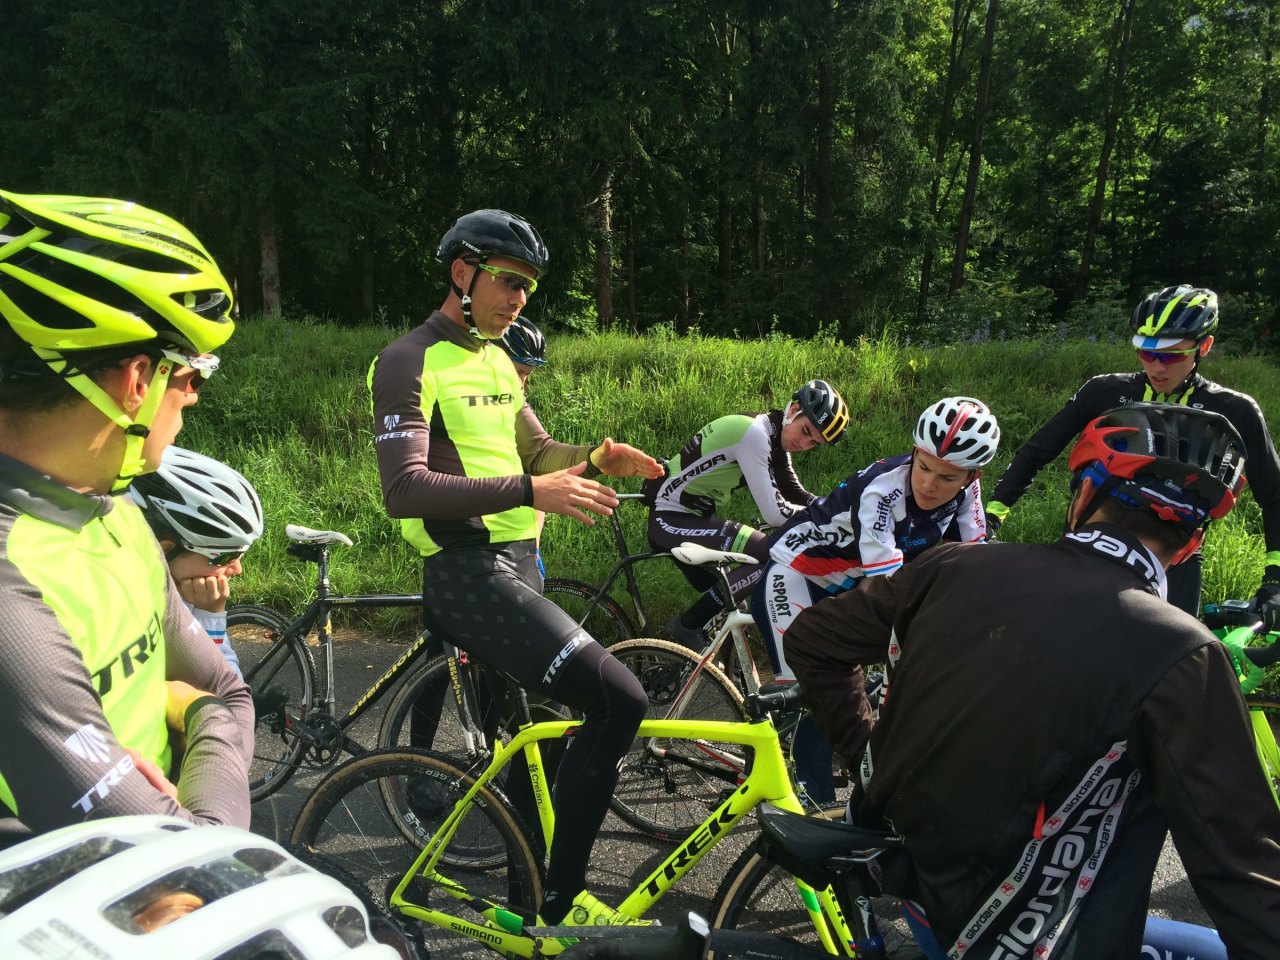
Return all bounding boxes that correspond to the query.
[1169,526,1205,566]
[458,258,498,341]
[35,347,174,493]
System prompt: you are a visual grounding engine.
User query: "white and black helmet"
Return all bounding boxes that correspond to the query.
[0,816,400,959]
[914,396,1001,469]
[128,446,264,561]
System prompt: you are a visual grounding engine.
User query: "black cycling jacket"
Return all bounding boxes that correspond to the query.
[784,527,1280,959]
[989,371,1280,559]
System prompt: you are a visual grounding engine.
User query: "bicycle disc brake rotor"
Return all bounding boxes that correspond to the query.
[637,662,685,704]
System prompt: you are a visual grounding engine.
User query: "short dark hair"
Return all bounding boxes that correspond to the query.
[1090,497,1194,557]
[0,327,151,413]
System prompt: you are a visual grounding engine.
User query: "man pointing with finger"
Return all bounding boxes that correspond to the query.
[368,208,661,928]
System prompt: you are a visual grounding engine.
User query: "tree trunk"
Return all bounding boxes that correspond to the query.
[813,0,836,262]
[949,0,998,293]
[716,12,735,315]
[259,203,282,315]
[1072,0,1135,303]
[594,177,614,330]
[917,0,978,321]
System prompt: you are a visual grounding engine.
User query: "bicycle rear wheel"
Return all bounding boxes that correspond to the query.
[378,654,571,753]
[608,638,746,842]
[710,808,916,958]
[544,577,635,646]
[289,748,543,959]
[227,604,315,801]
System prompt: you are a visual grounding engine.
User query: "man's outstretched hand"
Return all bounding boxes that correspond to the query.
[590,438,663,479]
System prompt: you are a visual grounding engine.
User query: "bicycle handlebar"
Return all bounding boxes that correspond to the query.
[1208,600,1280,692]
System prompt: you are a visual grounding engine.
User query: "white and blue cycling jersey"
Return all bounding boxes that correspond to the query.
[765,452,986,592]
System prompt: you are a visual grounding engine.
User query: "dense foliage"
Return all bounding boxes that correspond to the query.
[182,318,1279,628]
[4,1,1276,342]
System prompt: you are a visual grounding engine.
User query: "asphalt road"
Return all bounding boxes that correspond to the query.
[247,635,1212,957]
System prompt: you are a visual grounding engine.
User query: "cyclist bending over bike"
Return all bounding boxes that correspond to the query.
[368,208,662,927]
[644,379,849,648]
[786,404,1280,959]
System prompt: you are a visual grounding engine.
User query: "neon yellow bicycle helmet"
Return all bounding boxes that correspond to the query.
[0,190,235,490]
[0,190,233,356]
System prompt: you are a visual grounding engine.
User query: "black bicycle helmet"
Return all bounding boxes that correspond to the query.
[435,209,549,275]
[1068,404,1246,529]
[791,380,849,444]
[498,317,548,367]
[1130,285,1218,348]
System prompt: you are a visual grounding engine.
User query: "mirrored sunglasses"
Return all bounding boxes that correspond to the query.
[1136,347,1197,364]
[473,262,538,296]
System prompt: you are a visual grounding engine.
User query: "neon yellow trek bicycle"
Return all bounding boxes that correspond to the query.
[288,555,899,959]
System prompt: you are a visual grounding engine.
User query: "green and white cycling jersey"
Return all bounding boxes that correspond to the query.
[644,411,814,527]
[0,453,253,846]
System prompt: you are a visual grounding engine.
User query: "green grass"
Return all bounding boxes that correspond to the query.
[183,317,1280,630]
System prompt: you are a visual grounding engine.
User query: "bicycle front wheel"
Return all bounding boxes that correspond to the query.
[226,604,315,801]
[544,577,635,646]
[289,748,543,956]
[608,638,746,842]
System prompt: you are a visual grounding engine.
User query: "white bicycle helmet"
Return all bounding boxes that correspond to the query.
[128,446,264,562]
[913,396,1000,469]
[0,816,399,959]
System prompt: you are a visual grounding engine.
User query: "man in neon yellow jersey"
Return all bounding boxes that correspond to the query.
[370,208,662,928]
[0,190,252,846]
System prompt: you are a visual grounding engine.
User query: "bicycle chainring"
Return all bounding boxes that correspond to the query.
[302,711,344,764]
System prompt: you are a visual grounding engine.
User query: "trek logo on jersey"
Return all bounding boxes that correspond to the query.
[461,393,515,407]
[64,724,111,764]
[71,753,136,815]
[91,612,163,697]
[375,412,416,443]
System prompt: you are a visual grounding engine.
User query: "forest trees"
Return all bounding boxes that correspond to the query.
[4,0,1276,343]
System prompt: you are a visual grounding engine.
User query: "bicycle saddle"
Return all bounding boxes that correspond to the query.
[672,542,756,567]
[286,524,354,547]
[757,805,903,888]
